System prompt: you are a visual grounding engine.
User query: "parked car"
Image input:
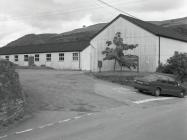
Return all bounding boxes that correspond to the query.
[134,73,186,98]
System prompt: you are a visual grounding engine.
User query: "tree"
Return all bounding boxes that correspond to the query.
[157,51,187,82]
[102,32,138,71]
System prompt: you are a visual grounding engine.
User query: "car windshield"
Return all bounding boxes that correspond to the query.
[141,74,175,82]
[141,74,160,82]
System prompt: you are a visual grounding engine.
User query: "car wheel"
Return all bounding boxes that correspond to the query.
[154,88,161,97]
[178,91,184,98]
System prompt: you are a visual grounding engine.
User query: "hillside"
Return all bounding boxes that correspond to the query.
[4,16,187,47]
[150,17,187,36]
[5,23,107,47]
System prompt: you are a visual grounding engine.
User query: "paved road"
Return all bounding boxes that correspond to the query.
[2,99,186,140]
[0,70,186,140]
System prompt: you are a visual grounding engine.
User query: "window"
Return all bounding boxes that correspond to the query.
[24,55,29,61]
[168,79,177,85]
[158,79,167,83]
[35,54,39,62]
[59,53,64,61]
[46,54,51,61]
[72,53,79,61]
[14,55,18,61]
[5,56,9,61]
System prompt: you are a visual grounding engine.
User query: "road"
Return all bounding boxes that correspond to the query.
[0,70,186,140]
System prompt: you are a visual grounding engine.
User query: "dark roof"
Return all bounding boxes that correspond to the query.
[0,40,90,55]
[91,14,187,43]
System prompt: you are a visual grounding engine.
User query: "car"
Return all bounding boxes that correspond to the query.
[134,73,186,98]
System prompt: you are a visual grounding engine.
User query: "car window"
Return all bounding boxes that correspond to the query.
[168,81,177,85]
[140,74,176,83]
[158,79,167,83]
[141,75,159,82]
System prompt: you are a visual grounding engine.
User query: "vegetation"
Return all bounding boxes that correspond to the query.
[157,51,187,82]
[0,60,25,128]
[102,32,138,71]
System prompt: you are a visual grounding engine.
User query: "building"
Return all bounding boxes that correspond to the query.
[0,40,91,70]
[0,14,187,72]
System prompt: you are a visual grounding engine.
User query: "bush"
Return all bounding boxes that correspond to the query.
[0,60,25,126]
[156,52,187,82]
[156,63,173,74]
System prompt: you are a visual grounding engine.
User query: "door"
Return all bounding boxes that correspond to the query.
[28,56,34,66]
[155,79,170,94]
[167,80,181,96]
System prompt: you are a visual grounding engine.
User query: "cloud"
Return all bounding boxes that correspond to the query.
[134,0,185,12]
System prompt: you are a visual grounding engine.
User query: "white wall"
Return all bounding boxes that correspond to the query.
[0,55,28,66]
[90,17,159,72]
[160,37,187,64]
[0,52,81,70]
[81,45,91,71]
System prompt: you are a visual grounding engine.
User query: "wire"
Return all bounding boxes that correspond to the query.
[96,0,138,19]
[0,0,142,22]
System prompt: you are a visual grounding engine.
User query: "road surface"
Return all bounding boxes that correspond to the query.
[0,70,186,140]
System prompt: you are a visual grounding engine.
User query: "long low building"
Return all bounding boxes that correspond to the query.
[0,40,91,70]
[0,14,187,72]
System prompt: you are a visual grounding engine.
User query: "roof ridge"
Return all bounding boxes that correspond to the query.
[91,14,187,43]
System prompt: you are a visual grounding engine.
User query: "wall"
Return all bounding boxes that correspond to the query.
[160,37,187,64]
[0,51,81,70]
[81,46,91,71]
[90,17,159,72]
[0,60,24,126]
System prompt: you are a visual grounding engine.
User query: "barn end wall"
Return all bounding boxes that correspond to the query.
[90,17,159,72]
[160,37,187,64]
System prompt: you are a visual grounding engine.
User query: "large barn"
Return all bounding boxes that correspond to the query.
[0,14,187,72]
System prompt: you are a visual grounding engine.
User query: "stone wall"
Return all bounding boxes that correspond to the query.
[0,59,25,126]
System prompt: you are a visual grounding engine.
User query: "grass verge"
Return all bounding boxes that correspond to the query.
[91,71,187,88]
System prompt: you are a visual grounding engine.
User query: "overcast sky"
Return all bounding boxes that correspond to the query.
[0,0,187,47]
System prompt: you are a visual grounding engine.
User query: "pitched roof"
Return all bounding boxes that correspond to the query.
[0,40,90,55]
[0,14,186,56]
[91,14,187,43]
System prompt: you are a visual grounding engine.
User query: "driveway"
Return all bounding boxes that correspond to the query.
[0,69,184,140]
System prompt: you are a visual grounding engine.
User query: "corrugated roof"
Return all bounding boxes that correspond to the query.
[91,14,187,42]
[0,40,90,55]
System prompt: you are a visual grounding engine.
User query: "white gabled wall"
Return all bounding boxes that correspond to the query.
[90,17,159,72]
[0,52,81,70]
[81,45,91,71]
[160,37,187,64]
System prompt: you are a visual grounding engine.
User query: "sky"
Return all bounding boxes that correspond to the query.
[0,0,187,47]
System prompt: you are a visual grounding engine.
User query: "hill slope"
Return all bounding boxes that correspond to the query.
[150,17,187,36]
[4,16,187,47]
[5,23,107,47]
